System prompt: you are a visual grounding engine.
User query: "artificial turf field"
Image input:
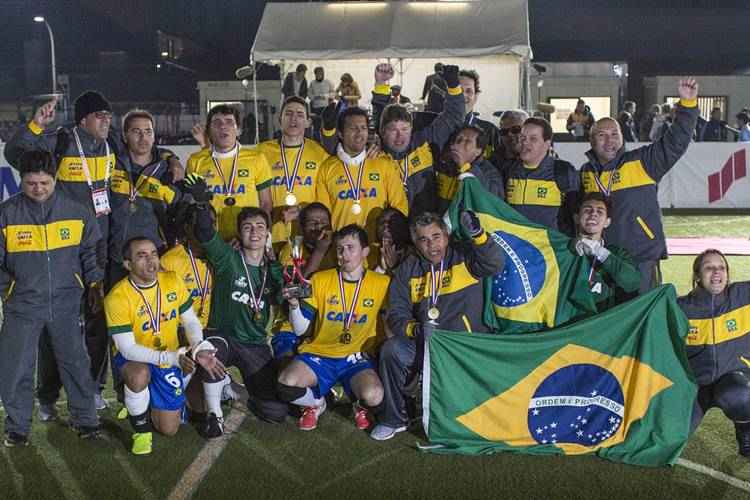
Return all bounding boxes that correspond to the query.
[2,214,750,500]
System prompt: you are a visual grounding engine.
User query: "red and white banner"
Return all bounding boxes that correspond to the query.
[2,143,749,209]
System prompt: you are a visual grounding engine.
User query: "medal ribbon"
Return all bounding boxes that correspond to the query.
[129,279,161,336]
[341,159,365,205]
[401,157,409,187]
[128,162,162,204]
[239,251,268,316]
[338,271,364,333]
[429,260,445,308]
[73,127,112,191]
[211,144,240,197]
[280,140,305,194]
[187,246,211,314]
[590,165,615,197]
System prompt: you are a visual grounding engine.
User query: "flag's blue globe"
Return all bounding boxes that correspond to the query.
[490,231,546,307]
[527,364,624,447]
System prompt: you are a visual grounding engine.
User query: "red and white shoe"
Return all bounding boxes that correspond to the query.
[298,401,326,431]
[353,403,371,430]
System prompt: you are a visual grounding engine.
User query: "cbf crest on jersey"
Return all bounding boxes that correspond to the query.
[448,177,597,333]
[422,286,697,467]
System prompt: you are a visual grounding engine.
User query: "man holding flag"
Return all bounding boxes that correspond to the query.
[371,210,504,441]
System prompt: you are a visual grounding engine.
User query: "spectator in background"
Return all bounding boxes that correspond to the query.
[735,112,750,142]
[389,85,411,106]
[649,103,672,142]
[495,109,529,167]
[618,101,638,142]
[336,73,362,110]
[699,107,728,142]
[460,70,501,165]
[566,99,595,141]
[639,104,661,142]
[422,63,447,113]
[282,64,308,101]
[308,67,335,123]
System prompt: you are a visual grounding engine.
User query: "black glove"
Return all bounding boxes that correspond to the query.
[460,209,483,238]
[443,65,460,88]
[322,102,338,131]
[178,173,212,204]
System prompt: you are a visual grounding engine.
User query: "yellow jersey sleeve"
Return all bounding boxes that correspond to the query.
[104,283,134,336]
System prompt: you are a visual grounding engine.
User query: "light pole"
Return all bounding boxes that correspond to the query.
[33,16,56,93]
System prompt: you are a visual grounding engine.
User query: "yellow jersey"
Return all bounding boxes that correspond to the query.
[299,269,389,358]
[160,245,213,328]
[104,271,193,360]
[186,146,272,241]
[257,138,329,244]
[315,155,408,241]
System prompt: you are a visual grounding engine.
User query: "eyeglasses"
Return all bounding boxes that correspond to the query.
[500,126,522,136]
[94,111,113,121]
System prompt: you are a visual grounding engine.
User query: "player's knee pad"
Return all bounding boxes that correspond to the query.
[276,382,306,403]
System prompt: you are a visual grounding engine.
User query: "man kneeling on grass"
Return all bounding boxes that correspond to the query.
[105,237,225,455]
[278,225,389,431]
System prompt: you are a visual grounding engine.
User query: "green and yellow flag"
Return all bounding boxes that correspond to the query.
[448,177,597,333]
[422,285,697,466]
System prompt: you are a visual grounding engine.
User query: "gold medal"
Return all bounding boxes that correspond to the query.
[128,202,138,214]
[340,331,352,344]
[153,337,162,348]
[224,196,236,207]
[427,307,440,321]
[351,201,362,215]
[254,310,263,322]
[285,192,297,206]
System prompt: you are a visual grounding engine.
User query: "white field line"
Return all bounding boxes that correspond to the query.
[677,458,750,494]
[99,433,159,500]
[36,432,87,500]
[165,406,247,500]
[235,431,304,486]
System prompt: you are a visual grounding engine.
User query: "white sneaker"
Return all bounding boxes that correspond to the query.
[370,423,408,441]
[94,393,108,410]
[38,403,58,422]
[221,377,239,402]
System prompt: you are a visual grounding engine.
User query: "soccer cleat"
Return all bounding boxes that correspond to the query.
[353,403,371,430]
[735,421,750,457]
[131,432,153,455]
[94,392,108,410]
[77,425,101,440]
[3,432,29,448]
[370,423,408,441]
[117,407,129,420]
[38,403,58,422]
[298,401,327,431]
[202,413,225,439]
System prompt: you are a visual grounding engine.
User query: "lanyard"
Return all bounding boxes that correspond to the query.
[72,127,111,190]
[338,271,364,333]
[400,157,409,187]
[280,140,305,194]
[341,158,365,203]
[187,246,211,315]
[211,144,240,196]
[129,279,161,335]
[238,251,268,316]
[429,260,445,307]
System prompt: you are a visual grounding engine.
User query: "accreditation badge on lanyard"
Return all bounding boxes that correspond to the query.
[73,127,112,217]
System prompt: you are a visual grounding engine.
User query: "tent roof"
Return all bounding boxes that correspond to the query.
[252,1,531,61]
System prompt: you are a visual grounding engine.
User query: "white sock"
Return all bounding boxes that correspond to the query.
[124,386,150,416]
[291,388,325,408]
[203,381,225,419]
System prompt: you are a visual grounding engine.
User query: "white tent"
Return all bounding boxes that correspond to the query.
[252,0,532,119]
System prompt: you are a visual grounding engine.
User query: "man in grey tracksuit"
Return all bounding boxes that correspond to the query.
[0,151,102,446]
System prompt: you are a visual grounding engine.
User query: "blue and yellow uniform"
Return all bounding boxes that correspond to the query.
[160,245,213,328]
[105,271,193,410]
[186,146,272,241]
[296,269,389,396]
[257,138,329,245]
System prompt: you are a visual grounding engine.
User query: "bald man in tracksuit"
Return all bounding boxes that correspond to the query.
[0,151,102,446]
[5,91,117,410]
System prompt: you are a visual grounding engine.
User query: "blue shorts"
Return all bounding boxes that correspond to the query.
[113,353,186,411]
[271,332,300,359]
[297,352,374,398]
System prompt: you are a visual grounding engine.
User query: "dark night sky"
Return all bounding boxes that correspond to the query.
[1,0,749,101]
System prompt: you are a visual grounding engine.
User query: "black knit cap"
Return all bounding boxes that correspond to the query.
[74,91,111,124]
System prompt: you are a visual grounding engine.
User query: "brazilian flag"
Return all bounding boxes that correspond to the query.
[422,286,697,466]
[448,177,597,333]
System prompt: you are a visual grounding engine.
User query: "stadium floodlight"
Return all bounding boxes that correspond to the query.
[33,16,57,92]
